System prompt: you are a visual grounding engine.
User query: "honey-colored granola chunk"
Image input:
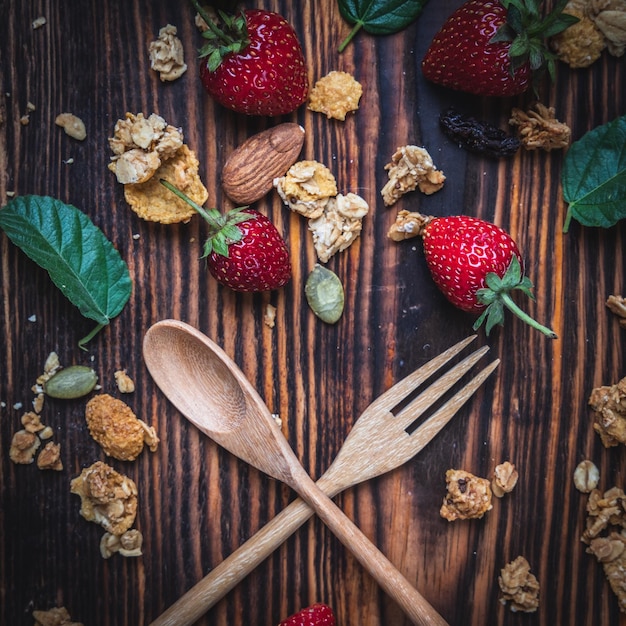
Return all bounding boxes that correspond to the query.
[551,6,607,67]
[509,103,571,151]
[440,468,493,521]
[274,160,338,218]
[588,532,626,612]
[123,144,208,224]
[381,145,445,206]
[387,210,431,242]
[85,393,159,461]
[9,429,41,464]
[33,606,83,626]
[37,441,63,471]
[108,112,184,184]
[498,556,540,612]
[149,24,187,82]
[100,528,144,559]
[589,376,626,447]
[492,461,519,497]
[70,461,138,535]
[114,369,135,394]
[308,70,363,121]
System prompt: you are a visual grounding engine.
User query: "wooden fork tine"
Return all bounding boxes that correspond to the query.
[402,359,500,447]
[371,335,478,410]
[393,345,490,430]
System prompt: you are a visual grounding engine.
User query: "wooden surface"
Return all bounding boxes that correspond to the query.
[1,1,625,625]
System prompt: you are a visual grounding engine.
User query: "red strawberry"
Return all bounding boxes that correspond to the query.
[421,0,577,97]
[278,603,336,626]
[409,213,556,337]
[160,180,291,292]
[193,2,308,116]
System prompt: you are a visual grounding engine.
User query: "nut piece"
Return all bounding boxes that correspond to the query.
[149,24,187,82]
[274,160,338,218]
[222,123,305,204]
[114,369,135,394]
[85,393,159,460]
[308,70,363,120]
[607,295,626,328]
[9,429,40,464]
[100,528,143,558]
[589,376,626,447]
[574,459,600,492]
[509,103,571,151]
[498,556,540,612]
[55,113,87,141]
[440,469,493,521]
[37,441,63,471]
[70,461,138,535]
[492,461,519,497]
[381,145,445,206]
[33,606,83,626]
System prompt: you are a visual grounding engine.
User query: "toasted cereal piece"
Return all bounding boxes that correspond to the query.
[114,369,135,393]
[551,7,606,68]
[100,528,144,559]
[123,144,208,224]
[492,461,519,497]
[70,461,138,535]
[85,393,159,461]
[37,441,63,471]
[308,70,363,120]
[498,556,540,612]
[509,103,571,151]
[274,160,338,218]
[55,113,87,141]
[440,468,493,521]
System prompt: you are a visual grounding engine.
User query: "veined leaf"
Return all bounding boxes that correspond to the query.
[0,195,132,347]
[562,115,626,232]
[338,0,428,51]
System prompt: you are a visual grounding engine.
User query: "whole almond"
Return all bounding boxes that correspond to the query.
[221,123,305,204]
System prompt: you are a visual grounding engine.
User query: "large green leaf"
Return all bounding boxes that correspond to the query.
[562,115,626,232]
[0,195,132,346]
[338,0,428,51]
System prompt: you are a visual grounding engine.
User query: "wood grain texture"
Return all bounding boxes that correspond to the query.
[0,1,624,625]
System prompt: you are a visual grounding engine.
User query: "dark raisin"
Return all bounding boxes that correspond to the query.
[457,478,468,493]
[439,108,520,158]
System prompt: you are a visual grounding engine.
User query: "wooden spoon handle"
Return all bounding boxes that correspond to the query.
[149,497,315,626]
[300,476,449,626]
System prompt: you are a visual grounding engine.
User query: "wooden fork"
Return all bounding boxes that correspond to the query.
[150,335,499,626]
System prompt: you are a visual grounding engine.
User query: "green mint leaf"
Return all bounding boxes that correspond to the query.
[337,0,428,51]
[0,195,132,346]
[562,115,626,232]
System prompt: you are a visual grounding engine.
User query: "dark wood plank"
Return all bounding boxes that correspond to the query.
[1,1,625,625]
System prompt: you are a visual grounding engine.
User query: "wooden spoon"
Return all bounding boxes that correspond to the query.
[143,319,448,626]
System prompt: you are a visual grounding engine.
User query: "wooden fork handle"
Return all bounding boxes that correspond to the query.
[298,473,449,626]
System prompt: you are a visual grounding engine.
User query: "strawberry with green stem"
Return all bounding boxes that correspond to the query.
[422,0,577,97]
[161,180,291,292]
[192,0,308,116]
[407,213,556,337]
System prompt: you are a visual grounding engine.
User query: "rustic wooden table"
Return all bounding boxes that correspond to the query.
[1,1,625,625]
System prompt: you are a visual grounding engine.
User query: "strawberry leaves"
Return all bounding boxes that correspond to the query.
[562,115,626,232]
[337,0,428,52]
[474,256,555,337]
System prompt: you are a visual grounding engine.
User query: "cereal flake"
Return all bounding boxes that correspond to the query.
[149,24,187,82]
[498,556,540,612]
[308,70,362,121]
[55,113,87,141]
[492,461,519,497]
[114,369,136,394]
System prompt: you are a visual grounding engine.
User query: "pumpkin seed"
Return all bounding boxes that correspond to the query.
[305,264,344,324]
[44,365,98,399]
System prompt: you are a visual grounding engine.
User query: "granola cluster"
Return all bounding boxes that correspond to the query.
[582,486,626,611]
[70,461,138,536]
[308,70,363,120]
[9,352,64,470]
[492,461,519,498]
[498,556,540,612]
[551,0,626,67]
[148,24,187,82]
[440,469,494,521]
[381,145,445,207]
[589,376,626,447]
[85,393,159,461]
[33,606,83,626]
[607,295,626,328]
[274,160,369,263]
[509,103,571,151]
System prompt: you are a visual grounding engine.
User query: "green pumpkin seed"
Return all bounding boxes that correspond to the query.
[44,365,98,399]
[305,264,344,324]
